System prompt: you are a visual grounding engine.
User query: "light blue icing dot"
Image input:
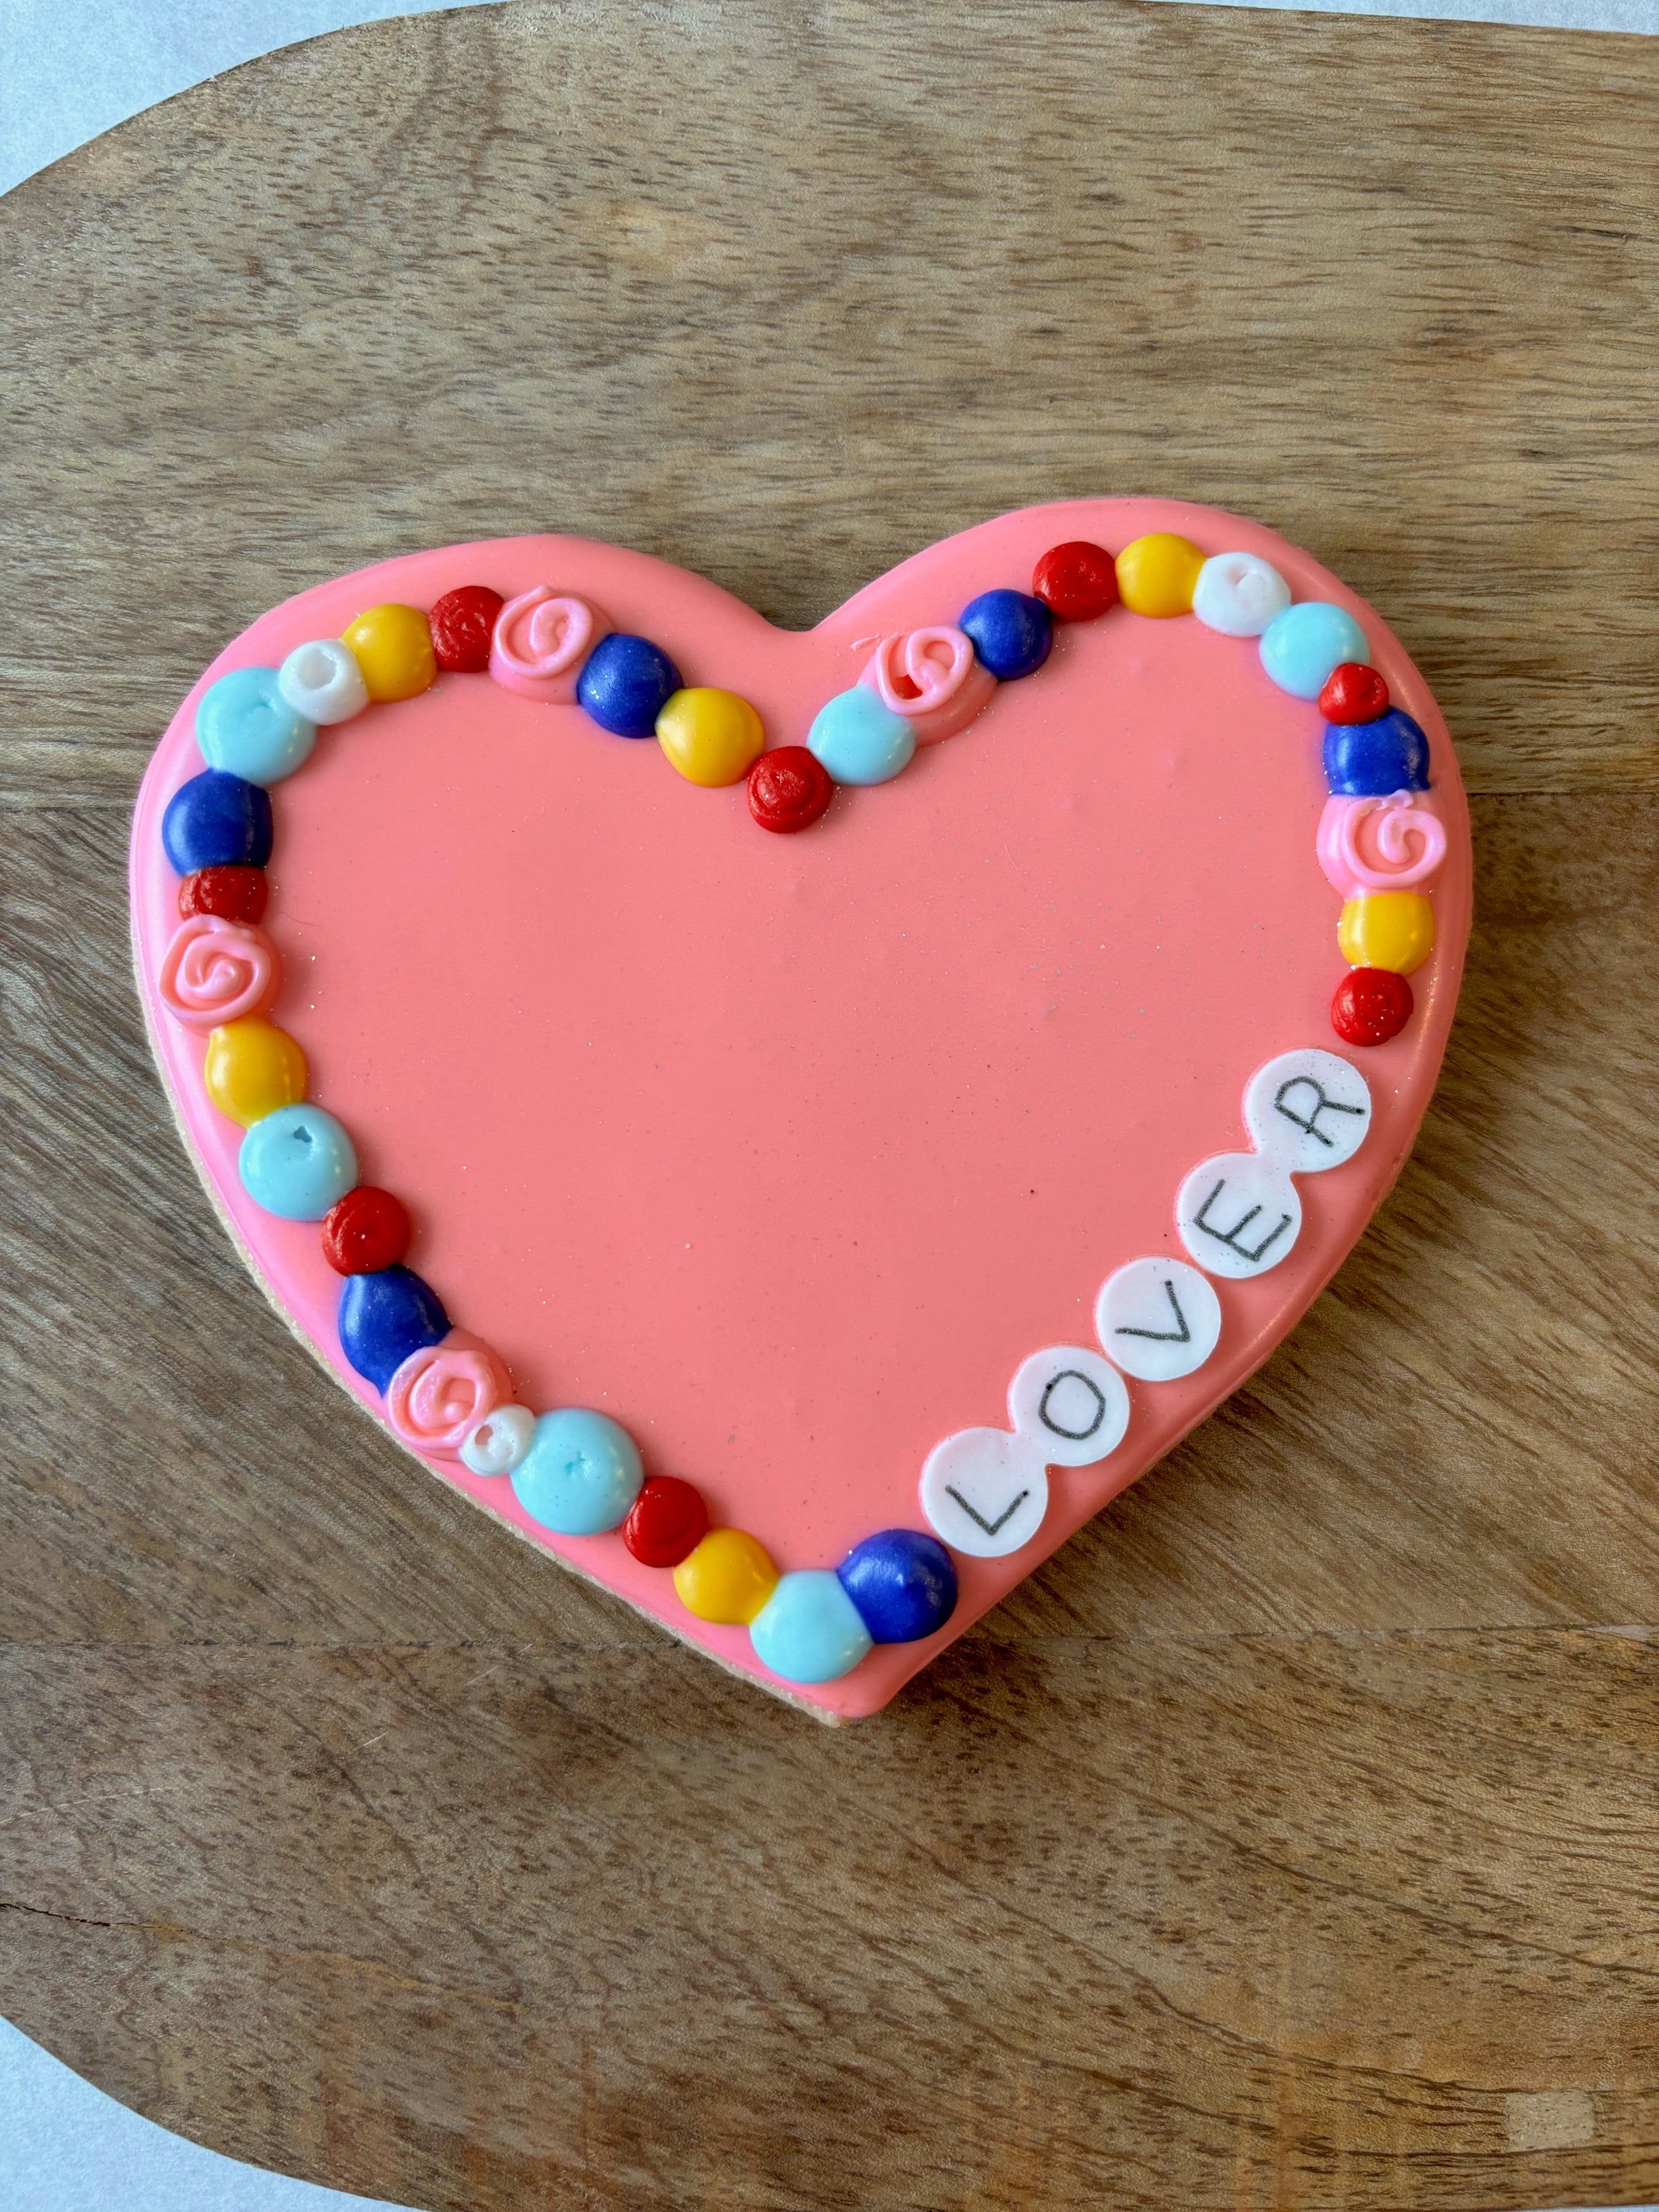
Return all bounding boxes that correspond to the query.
[197,666,317,785]
[806,686,916,787]
[238,1104,358,1221]
[511,1408,644,1536]
[749,1569,874,1684]
[1259,601,1370,701]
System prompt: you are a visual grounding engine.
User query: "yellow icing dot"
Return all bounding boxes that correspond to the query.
[342,603,437,703]
[1338,891,1436,975]
[1115,533,1207,619]
[655,687,766,788]
[673,1527,779,1623]
[204,1018,309,1127]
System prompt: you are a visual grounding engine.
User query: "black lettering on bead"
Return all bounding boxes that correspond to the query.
[944,1486,1030,1538]
[1038,1369,1107,1441]
[1115,1279,1193,1345]
[1192,1177,1293,1265]
[1273,1074,1365,1150]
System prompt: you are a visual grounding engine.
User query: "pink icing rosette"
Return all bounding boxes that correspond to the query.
[385,1328,514,1458]
[157,914,281,1030]
[489,586,613,705]
[1317,792,1448,900]
[858,625,997,746]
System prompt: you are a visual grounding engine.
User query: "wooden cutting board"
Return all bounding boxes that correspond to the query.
[2,3,1656,2206]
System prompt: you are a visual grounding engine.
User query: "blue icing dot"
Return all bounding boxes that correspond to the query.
[1323,708,1431,795]
[750,1570,874,1684]
[511,1408,644,1535]
[837,1528,958,1644]
[238,1104,357,1222]
[958,588,1051,680]
[1259,601,1369,701]
[338,1266,449,1392]
[161,769,274,873]
[806,686,915,786]
[576,634,684,737]
[197,667,317,785]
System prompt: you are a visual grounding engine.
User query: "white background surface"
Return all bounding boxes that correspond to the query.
[1,2018,419,2210]
[2,0,498,194]
[0,0,1652,2204]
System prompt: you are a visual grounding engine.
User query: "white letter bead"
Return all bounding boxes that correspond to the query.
[277,637,371,726]
[459,1402,537,1477]
[1191,552,1293,638]
[919,1428,1049,1558]
[1094,1258,1223,1382]
[1243,1048,1372,1173]
[1005,1345,1129,1467]
[1176,1152,1302,1279]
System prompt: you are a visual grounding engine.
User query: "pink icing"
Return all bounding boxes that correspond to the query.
[129,500,1473,1719]
[858,625,997,745]
[489,588,613,704]
[385,1328,513,1457]
[1317,792,1447,898]
[156,914,280,1029]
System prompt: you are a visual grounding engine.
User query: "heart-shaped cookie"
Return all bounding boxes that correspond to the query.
[129,500,1471,1719]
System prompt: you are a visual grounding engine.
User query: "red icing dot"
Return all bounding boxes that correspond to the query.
[747,745,833,834]
[321,1187,412,1275]
[623,1475,709,1568]
[1331,967,1413,1047]
[1318,662,1390,725]
[179,864,268,924]
[1032,541,1119,622]
[429,586,505,675]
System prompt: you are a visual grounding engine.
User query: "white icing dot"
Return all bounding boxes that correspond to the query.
[1191,552,1293,639]
[1243,1048,1372,1173]
[1005,1345,1129,1467]
[277,637,370,726]
[1176,1152,1302,1280]
[1094,1258,1222,1382]
[459,1403,536,1476]
[919,1427,1049,1558]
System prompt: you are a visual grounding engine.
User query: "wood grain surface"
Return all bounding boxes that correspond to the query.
[2,4,1657,2207]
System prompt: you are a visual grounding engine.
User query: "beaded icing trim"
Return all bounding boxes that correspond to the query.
[153,527,1443,1687]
